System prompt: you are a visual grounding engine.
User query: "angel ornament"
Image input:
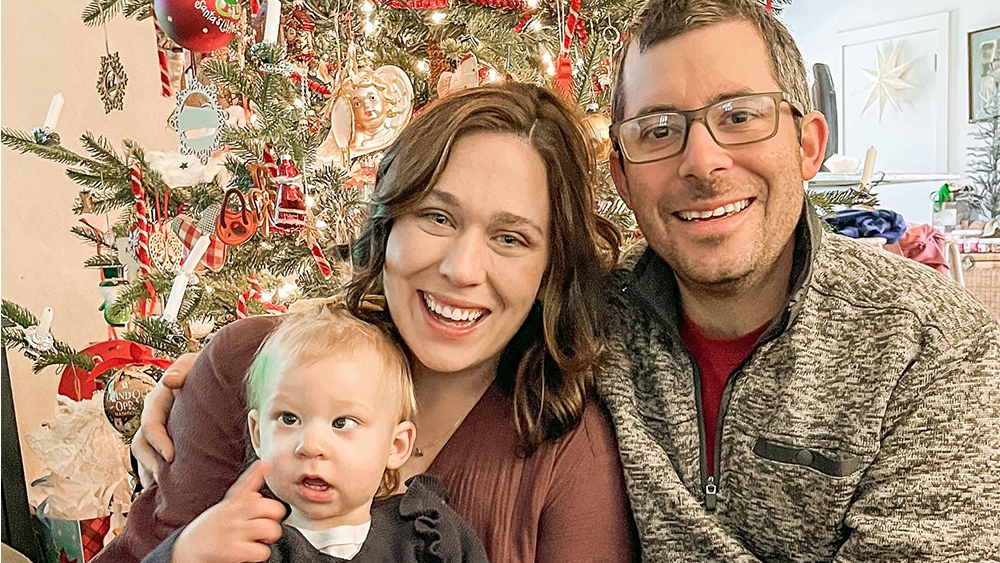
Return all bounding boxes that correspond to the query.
[316,49,413,169]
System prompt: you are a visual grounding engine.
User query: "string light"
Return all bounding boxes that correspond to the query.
[315,219,328,229]
[360,0,375,13]
[364,20,376,35]
[530,20,543,33]
[527,0,538,8]
[306,195,316,207]
[415,59,430,72]
[431,11,447,24]
[277,282,298,299]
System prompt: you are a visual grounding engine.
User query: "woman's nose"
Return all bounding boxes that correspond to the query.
[439,233,488,287]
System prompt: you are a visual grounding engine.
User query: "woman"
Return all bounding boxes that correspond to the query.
[99,83,636,562]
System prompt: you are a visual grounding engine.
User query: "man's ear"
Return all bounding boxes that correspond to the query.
[610,151,634,209]
[386,420,416,470]
[248,409,263,458]
[798,111,829,181]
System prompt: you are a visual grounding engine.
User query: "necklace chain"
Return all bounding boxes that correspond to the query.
[412,414,467,458]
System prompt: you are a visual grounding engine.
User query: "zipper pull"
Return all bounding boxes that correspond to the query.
[705,476,717,511]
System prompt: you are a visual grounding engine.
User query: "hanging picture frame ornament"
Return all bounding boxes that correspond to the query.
[98,52,129,113]
[169,82,227,164]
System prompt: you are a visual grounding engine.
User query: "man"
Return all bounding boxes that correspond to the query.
[599,0,1000,561]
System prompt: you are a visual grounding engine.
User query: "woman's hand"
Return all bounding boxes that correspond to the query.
[170,461,285,563]
[131,352,199,487]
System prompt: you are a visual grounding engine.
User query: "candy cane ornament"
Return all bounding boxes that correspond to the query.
[153,17,173,97]
[130,163,152,276]
[306,235,333,279]
[236,276,287,319]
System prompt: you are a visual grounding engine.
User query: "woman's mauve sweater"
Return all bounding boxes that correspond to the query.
[95,316,638,563]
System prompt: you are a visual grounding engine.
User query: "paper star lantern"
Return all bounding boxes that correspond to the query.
[861,40,918,121]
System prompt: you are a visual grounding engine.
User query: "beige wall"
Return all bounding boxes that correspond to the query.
[2,1,177,484]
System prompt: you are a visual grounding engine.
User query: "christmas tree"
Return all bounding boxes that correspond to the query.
[3,0,806,429]
[968,93,1000,220]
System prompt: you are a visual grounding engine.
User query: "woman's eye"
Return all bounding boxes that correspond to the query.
[278,412,298,425]
[332,418,358,430]
[422,212,452,227]
[498,234,523,247]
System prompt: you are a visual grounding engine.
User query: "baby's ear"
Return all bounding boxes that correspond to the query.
[386,420,416,470]
[247,410,263,457]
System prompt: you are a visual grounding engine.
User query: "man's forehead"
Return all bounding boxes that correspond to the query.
[620,21,779,118]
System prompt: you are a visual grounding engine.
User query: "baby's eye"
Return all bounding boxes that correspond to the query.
[278,412,299,425]
[332,418,358,430]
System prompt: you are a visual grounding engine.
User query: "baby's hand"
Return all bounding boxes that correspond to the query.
[172,461,286,563]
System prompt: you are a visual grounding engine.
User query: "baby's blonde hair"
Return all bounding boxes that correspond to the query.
[246,302,416,497]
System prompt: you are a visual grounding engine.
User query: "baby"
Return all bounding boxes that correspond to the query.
[143,304,488,562]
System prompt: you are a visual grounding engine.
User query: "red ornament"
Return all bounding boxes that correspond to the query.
[273,156,307,233]
[153,0,241,53]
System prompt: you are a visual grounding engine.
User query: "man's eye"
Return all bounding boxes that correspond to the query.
[333,418,358,430]
[724,110,757,125]
[642,126,675,140]
[278,413,298,425]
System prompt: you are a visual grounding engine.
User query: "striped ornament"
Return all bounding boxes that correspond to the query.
[130,163,152,276]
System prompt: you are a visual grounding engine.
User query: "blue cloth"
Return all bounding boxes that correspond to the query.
[825,209,907,244]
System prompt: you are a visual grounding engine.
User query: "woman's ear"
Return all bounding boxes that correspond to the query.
[386,420,416,470]
[248,409,263,458]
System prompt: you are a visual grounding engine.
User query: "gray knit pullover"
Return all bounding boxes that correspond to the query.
[598,207,1000,562]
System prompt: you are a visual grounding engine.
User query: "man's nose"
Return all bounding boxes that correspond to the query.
[676,121,733,180]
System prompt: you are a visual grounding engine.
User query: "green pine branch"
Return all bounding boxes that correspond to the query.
[81,0,126,26]
[123,0,153,20]
[106,274,173,319]
[1,129,90,166]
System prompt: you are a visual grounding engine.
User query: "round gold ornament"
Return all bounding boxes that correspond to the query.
[582,112,613,163]
[103,365,161,439]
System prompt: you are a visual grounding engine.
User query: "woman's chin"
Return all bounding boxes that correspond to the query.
[412,350,500,380]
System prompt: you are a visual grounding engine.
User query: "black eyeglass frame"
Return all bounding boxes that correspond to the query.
[610,91,806,164]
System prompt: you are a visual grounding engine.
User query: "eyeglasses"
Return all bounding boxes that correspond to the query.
[610,92,805,164]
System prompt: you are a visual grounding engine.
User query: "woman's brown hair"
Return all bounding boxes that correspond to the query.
[346,82,621,455]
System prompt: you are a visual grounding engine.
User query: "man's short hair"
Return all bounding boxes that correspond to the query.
[611,0,812,125]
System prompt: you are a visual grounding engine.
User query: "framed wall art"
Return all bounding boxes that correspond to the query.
[969,24,1000,122]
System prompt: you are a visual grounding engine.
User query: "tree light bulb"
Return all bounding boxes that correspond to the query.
[416,59,429,72]
[361,0,375,13]
[527,0,538,8]
[431,11,447,23]
[306,195,316,207]
[530,21,543,33]
[541,51,553,64]
[315,219,328,229]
